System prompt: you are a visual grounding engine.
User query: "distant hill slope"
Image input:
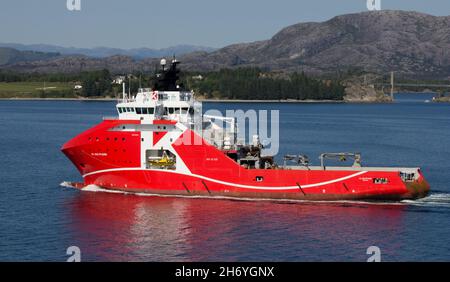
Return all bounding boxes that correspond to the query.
[0,47,60,66]
[0,43,216,59]
[2,10,450,78]
[181,10,450,78]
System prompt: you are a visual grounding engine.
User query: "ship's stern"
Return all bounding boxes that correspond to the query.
[402,169,430,200]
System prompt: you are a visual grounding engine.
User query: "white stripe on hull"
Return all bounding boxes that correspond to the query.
[82,168,368,190]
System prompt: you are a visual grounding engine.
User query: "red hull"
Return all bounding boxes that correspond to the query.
[62,120,430,201]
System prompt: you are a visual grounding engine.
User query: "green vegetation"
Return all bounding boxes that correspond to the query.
[183,68,345,100]
[80,69,112,97]
[0,69,115,98]
[0,68,346,100]
[0,82,74,98]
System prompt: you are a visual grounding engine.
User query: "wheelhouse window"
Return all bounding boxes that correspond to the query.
[158,93,168,101]
[148,107,155,114]
[118,107,123,114]
[136,107,142,114]
[180,93,192,101]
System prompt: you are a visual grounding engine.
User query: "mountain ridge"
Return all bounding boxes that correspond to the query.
[180,10,450,78]
[0,43,216,59]
[2,10,450,79]
[0,47,60,66]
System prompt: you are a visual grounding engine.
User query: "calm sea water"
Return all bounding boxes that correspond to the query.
[1,93,450,261]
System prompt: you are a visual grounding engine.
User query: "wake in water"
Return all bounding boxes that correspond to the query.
[401,193,450,207]
[60,181,77,188]
[60,181,450,207]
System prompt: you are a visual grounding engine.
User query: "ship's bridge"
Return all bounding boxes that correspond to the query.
[110,58,237,151]
[116,88,196,123]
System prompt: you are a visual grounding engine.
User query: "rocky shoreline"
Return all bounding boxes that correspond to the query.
[432,96,450,103]
[343,82,393,103]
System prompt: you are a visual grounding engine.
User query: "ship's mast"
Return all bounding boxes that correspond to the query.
[122,82,126,102]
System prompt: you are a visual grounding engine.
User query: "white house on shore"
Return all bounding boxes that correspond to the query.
[112,76,126,85]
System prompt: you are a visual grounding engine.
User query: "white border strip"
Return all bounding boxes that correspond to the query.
[82,168,368,190]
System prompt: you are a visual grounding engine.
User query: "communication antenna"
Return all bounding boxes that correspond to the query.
[128,75,131,98]
[122,82,126,102]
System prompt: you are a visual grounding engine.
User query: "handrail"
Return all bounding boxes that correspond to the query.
[320,152,362,169]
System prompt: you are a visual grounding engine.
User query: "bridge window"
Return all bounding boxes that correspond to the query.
[168,107,174,114]
[180,93,191,101]
[148,108,155,114]
[136,107,142,114]
[158,93,168,101]
[118,107,123,114]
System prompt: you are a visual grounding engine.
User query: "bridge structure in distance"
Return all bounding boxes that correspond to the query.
[366,72,450,99]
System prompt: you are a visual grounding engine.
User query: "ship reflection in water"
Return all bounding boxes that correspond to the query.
[65,190,408,261]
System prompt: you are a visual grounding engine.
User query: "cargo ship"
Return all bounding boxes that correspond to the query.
[62,59,430,201]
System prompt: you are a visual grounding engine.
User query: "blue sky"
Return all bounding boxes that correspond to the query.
[0,0,449,49]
